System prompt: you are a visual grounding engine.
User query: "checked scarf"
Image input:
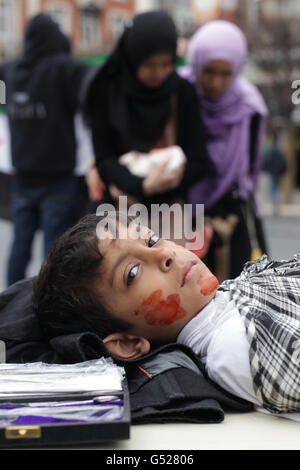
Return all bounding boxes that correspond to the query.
[219,254,300,414]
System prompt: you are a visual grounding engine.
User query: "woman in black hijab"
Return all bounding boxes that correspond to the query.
[85,11,212,209]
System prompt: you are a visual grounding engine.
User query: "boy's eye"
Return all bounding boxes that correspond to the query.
[127,265,139,286]
[148,234,160,247]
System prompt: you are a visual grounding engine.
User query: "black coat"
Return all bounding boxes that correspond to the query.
[85,72,213,202]
[0,14,90,180]
[0,278,253,424]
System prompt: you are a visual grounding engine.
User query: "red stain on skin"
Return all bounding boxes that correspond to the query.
[134,289,187,325]
[189,248,206,259]
[189,225,214,259]
[198,275,219,296]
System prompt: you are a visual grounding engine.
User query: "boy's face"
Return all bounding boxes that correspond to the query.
[96,223,219,345]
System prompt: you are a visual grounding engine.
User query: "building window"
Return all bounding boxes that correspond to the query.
[0,0,17,58]
[221,0,238,11]
[0,0,13,39]
[46,2,72,35]
[110,11,130,42]
[280,0,300,18]
[194,0,218,11]
[80,9,100,50]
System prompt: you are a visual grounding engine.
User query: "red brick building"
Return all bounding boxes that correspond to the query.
[0,0,135,59]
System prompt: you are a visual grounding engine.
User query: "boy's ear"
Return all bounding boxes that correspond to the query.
[103,332,151,360]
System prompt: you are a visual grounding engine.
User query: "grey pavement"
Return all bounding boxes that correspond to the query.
[0,175,299,293]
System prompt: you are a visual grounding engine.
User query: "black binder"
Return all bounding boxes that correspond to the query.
[0,379,130,448]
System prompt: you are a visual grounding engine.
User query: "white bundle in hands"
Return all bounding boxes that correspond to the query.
[119,145,186,177]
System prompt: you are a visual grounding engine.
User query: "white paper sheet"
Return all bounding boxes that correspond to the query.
[0,358,125,398]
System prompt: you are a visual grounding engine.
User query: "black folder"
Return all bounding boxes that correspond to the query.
[0,379,130,448]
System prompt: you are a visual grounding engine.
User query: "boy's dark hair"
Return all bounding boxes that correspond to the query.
[33,213,132,340]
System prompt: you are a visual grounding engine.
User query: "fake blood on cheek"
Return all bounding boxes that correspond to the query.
[134,289,187,326]
[198,275,219,296]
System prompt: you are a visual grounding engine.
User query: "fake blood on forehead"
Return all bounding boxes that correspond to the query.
[134,289,187,325]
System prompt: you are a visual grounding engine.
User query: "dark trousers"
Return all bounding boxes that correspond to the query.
[7,176,78,286]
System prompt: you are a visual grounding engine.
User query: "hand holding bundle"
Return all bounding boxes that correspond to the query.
[119,146,186,195]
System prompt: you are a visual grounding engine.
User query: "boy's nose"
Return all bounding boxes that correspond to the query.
[152,247,175,272]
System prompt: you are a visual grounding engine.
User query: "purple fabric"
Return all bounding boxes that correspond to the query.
[15,415,64,425]
[178,20,268,209]
[0,401,123,426]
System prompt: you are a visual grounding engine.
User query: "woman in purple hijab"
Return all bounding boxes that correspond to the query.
[179,20,268,278]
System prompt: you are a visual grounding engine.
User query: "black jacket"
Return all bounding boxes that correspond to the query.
[0,14,90,180]
[85,71,213,201]
[0,278,253,424]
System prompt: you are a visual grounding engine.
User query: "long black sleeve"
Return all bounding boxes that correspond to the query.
[90,82,144,197]
[249,112,261,175]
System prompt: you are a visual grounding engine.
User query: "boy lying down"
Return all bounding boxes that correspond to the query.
[33,214,300,421]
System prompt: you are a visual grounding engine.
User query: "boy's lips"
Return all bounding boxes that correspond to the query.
[181,261,197,286]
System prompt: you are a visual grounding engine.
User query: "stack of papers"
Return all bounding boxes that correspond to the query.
[0,358,125,400]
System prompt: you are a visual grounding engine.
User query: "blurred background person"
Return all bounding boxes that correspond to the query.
[84,10,212,239]
[179,20,268,280]
[263,130,287,216]
[0,14,91,286]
